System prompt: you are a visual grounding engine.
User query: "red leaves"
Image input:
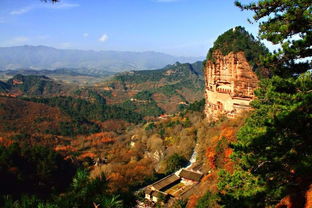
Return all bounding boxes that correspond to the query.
[204,125,238,170]
[79,152,97,160]
[206,147,217,169]
[187,194,200,208]
[84,132,115,146]
[0,137,13,147]
[54,145,77,152]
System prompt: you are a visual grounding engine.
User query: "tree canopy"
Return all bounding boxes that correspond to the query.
[235,0,312,77]
[206,26,269,74]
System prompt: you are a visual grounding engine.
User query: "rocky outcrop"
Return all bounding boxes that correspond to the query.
[204,50,258,119]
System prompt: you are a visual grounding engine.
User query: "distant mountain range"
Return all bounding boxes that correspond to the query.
[0,45,202,72]
[2,68,115,77]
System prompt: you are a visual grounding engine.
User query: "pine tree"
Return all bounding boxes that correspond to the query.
[235,0,312,77]
[217,0,312,207]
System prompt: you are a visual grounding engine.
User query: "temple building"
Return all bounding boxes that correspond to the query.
[204,50,259,119]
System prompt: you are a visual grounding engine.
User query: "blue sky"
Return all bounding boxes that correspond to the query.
[0,0,258,57]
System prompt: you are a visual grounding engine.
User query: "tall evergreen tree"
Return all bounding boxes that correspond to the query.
[235,0,312,77]
[217,0,312,207]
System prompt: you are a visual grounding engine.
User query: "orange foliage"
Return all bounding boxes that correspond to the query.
[0,137,13,147]
[224,148,234,173]
[224,148,233,158]
[202,173,214,182]
[276,184,312,208]
[107,172,125,182]
[206,147,217,169]
[187,194,200,208]
[84,132,115,146]
[79,152,97,160]
[54,145,77,152]
[276,196,292,208]
[133,165,145,172]
[210,136,220,145]
[224,161,234,173]
[220,127,236,142]
[201,172,218,190]
[204,126,238,171]
[98,137,114,143]
[0,97,71,136]
[104,158,154,193]
[85,132,114,141]
[306,184,312,208]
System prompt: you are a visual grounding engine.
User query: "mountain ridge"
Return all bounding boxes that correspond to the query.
[0,45,202,72]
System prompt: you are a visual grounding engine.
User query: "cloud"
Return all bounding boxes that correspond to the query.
[47,3,80,9]
[83,33,89,38]
[99,34,109,42]
[10,7,33,15]
[10,3,80,15]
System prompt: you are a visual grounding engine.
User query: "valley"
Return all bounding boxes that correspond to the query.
[0,27,267,207]
[0,0,311,207]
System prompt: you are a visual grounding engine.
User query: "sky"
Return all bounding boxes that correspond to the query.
[0,0,259,57]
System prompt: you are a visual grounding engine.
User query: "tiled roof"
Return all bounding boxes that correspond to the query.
[179,169,202,182]
[151,190,166,197]
[151,174,180,190]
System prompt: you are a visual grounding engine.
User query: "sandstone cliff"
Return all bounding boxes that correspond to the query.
[204,50,259,119]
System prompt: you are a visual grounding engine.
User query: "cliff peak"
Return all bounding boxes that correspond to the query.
[206,26,268,74]
[203,27,268,119]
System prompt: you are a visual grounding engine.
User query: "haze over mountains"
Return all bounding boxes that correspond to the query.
[0,45,202,72]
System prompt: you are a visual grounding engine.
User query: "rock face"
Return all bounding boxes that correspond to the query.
[204,50,259,119]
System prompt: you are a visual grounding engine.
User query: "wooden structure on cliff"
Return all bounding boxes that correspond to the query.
[204,50,259,119]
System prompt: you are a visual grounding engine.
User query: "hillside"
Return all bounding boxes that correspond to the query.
[0,81,9,93]
[0,97,72,138]
[0,60,204,117]
[0,0,310,207]
[97,61,205,115]
[5,74,67,97]
[0,68,114,85]
[0,45,202,72]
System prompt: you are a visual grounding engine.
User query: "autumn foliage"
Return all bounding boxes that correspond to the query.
[84,132,115,145]
[54,145,77,152]
[204,124,239,171]
[187,194,200,208]
[104,158,154,193]
[78,152,97,160]
[206,147,217,169]
[0,97,70,136]
[0,137,13,147]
